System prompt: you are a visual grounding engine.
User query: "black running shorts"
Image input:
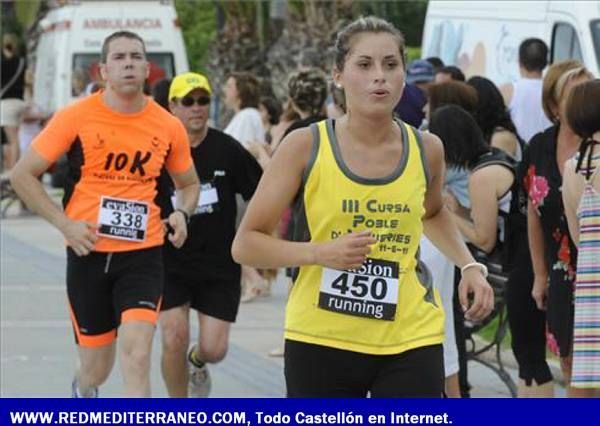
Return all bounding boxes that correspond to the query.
[66,246,163,347]
[284,340,444,397]
[161,262,241,323]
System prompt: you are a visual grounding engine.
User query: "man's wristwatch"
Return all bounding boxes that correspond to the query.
[175,208,190,225]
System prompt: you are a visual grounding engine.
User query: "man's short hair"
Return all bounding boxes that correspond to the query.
[101,31,146,63]
[425,56,444,73]
[519,38,548,72]
[437,65,465,82]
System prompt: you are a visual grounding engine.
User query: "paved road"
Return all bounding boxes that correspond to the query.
[1,211,556,398]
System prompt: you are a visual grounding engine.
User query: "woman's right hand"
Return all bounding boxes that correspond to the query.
[531,274,549,311]
[313,231,377,270]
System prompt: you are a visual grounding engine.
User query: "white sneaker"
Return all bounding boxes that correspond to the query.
[188,346,211,397]
[71,378,98,398]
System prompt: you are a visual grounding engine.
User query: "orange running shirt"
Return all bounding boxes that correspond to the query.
[31,92,193,252]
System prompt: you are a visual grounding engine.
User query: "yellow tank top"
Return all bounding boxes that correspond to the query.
[285,119,444,355]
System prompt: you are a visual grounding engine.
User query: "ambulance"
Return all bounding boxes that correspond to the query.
[33,0,189,113]
[421,0,600,85]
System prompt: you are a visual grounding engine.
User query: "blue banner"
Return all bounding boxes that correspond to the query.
[0,398,595,426]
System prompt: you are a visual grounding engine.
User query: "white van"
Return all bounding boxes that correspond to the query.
[422,0,600,85]
[33,0,189,113]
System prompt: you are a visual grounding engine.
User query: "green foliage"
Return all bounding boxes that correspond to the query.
[174,0,429,80]
[1,3,23,37]
[15,0,41,29]
[476,311,512,349]
[356,0,429,46]
[406,46,422,63]
[183,0,430,125]
[174,0,217,72]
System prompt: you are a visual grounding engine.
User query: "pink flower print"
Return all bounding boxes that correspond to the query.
[526,166,550,209]
[546,327,560,356]
[552,234,576,281]
[557,235,571,267]
[552,228,561,242]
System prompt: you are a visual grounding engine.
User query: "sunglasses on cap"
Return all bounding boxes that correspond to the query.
[180,96,211,107]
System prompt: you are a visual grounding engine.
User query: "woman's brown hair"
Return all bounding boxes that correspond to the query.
[567,79,600,140]
[566,79,600,179]
[334,16,406,71]
[428,81,478,116]
[228,72,260,109]
[541,60,581,123]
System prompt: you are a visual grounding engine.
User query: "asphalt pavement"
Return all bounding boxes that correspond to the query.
[0,198,564,398]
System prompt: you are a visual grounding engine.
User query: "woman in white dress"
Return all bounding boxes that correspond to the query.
[222,72,271,302]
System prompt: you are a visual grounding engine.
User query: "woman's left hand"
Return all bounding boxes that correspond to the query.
[458,268,494,321]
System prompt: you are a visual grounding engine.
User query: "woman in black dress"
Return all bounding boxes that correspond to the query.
[525,61,593,397]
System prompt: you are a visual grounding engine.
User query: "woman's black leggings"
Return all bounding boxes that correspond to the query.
[505,236,553,385]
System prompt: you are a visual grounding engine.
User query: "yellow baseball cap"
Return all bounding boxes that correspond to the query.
[169,72,212,100]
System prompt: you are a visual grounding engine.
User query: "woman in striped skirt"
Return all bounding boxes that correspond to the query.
[562,79,600,394]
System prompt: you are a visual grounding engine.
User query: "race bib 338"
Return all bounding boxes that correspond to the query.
[98,196,149,242]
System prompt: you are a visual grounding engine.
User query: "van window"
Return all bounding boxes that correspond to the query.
[72,53,175,95]
[592,20,600,73]
[551,22,583,64]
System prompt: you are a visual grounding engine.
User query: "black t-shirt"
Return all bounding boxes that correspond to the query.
[283,115,327,139]
[1,52,26,100]
[162,128,262,276]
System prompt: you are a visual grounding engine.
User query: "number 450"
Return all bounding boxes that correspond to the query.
[331,273,387,300]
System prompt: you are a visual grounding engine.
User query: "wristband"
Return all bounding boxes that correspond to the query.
[460,262,488,278]
[175,208,190,224]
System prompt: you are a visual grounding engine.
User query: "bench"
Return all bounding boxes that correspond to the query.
[464,254,517,397]
[0,174,19,218]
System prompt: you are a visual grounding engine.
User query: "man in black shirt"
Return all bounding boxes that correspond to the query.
[1,33,26,170]
[159,72,262,397]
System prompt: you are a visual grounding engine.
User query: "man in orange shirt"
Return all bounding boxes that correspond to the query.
[10,31,200,397]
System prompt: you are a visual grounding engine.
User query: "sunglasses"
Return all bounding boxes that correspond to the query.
[180,96,211,107]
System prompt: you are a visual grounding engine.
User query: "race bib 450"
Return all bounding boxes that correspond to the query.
[318,258,400,321]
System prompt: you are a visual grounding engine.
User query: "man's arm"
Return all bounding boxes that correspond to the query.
[165,165,200,248]
[10,150,98,255]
